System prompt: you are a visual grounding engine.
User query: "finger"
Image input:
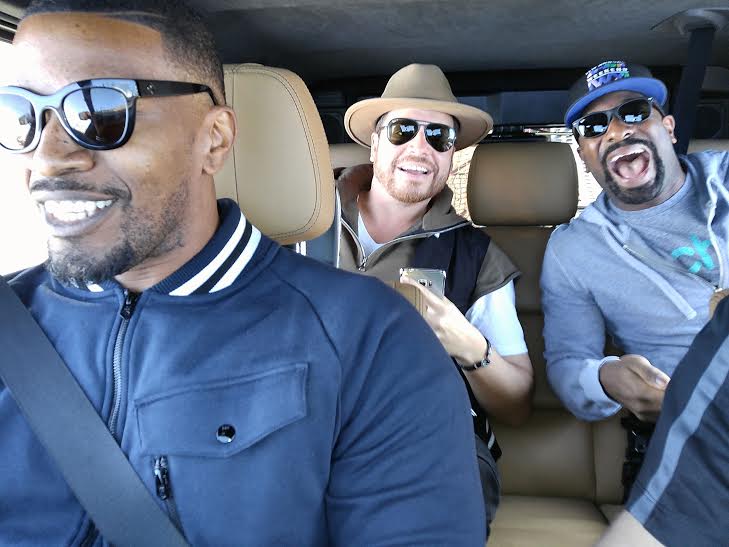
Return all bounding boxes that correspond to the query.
[625,355,671,389]
[399,276,444,308]
[634,392,664,422]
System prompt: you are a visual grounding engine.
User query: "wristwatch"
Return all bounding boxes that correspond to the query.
[458,337,491,372]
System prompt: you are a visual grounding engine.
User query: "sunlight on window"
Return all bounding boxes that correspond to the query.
[0,41,48,275]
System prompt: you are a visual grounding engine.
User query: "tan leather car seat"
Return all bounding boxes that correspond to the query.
[215,64,335,245]
[468,142,625,546]
[330,142,371,170]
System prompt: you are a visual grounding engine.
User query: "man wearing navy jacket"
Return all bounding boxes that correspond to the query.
[0,1,485,545]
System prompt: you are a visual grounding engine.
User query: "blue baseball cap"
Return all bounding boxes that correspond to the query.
[564,61,668,127]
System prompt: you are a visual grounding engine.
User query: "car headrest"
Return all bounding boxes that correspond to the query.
[215,64,335,245]
[467,142,578,226]
[330,142,371,169]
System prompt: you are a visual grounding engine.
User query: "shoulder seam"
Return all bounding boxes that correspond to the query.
[544,240,584,292]
[269,261,345,367]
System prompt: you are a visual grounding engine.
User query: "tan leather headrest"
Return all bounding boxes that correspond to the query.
[215,64,335,245]
[330,142,372,169]
[467,142,578,226]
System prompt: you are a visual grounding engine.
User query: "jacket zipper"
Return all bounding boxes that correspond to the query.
[342,218,469,271]
[109,290,139,437]
[623,245,719,291]
[78,290,140,546]
[154,456,185,533]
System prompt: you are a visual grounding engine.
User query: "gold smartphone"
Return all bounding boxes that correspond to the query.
[399,268,447,298]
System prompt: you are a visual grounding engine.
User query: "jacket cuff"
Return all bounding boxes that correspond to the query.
[579,356,623,416]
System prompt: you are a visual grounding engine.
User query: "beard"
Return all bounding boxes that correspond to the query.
[374,153,448,204]
[45,180,189,286]
[599,137,665,205]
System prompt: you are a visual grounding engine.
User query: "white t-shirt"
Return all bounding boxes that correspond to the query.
[358,214,528,356]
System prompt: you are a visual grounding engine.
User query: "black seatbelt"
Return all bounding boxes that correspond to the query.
[0,276,189,547]
[673,26,716,155]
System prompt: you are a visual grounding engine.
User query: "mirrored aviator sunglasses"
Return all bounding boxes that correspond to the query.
[572,97,658,139]
[0,79,216,153]
[384,117,457,152]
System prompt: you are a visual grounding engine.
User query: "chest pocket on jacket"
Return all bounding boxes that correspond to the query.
[135,363,308,458]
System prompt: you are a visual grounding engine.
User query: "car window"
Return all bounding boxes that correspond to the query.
[0,40,48,275]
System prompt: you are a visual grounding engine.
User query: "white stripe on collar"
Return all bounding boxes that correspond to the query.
[169,213,247,296]
[87,283,104,293]
[210,225,262,293]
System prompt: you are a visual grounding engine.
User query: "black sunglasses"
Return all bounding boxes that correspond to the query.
[0,79,217,153]
[572,97,662,139]
[379,117,457,153]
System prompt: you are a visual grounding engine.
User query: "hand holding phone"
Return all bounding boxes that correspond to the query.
[399,268,447,298]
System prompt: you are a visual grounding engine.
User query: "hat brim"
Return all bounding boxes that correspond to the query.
[344,97,493,151]
[565,77,668,127]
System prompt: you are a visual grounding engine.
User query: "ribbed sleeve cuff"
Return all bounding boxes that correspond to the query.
[579,356,623,416]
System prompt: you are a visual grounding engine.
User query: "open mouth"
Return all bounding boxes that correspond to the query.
[607,146,652,184]
[33,193,118,237]
[397,161,431,176]
[42,199,114,223]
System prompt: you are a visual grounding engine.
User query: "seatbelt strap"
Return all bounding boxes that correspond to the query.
[673,25,716,155]
[0,277,189,547]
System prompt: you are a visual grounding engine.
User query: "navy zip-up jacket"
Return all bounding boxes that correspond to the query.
[0,199,485,546]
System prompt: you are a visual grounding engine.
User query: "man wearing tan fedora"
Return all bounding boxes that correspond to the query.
[337,63,534,528]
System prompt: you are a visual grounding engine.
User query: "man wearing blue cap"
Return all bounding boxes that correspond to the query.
[541,60,729,428]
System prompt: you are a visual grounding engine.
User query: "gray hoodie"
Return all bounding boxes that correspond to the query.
[541,150,729,421]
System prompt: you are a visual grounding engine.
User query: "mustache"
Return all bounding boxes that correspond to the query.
[600,137,658,166]
[29,177,129,199]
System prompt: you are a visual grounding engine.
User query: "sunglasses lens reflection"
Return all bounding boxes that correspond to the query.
[618,99,652,124]
[63,87,129,147]
[0,94,36,151]
[576,99,653,138]
[425,123,455,152]
[388,118,418,146]
[387,118,455,152]
[578,113,610,138]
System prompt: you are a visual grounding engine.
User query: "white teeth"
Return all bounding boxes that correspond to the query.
[610,148,645,164]
[399,163,428,173]
[42,199,113,222]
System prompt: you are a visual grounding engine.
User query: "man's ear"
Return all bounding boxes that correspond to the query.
[662,114,677,144]
[201,106,237,175]
[576,145,585,163]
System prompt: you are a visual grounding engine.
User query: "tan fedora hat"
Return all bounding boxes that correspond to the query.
[344,64,493,151]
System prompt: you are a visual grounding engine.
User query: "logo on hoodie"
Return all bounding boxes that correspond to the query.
[671,235,715,274]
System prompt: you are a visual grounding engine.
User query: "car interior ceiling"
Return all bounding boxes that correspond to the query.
[3,1,729,79]
[2,1,728,135]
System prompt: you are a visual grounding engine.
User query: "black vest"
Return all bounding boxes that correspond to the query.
[412,225,502,459]
[411,225,490,314]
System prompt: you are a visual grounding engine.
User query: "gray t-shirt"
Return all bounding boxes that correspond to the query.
[609,173,721,286]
